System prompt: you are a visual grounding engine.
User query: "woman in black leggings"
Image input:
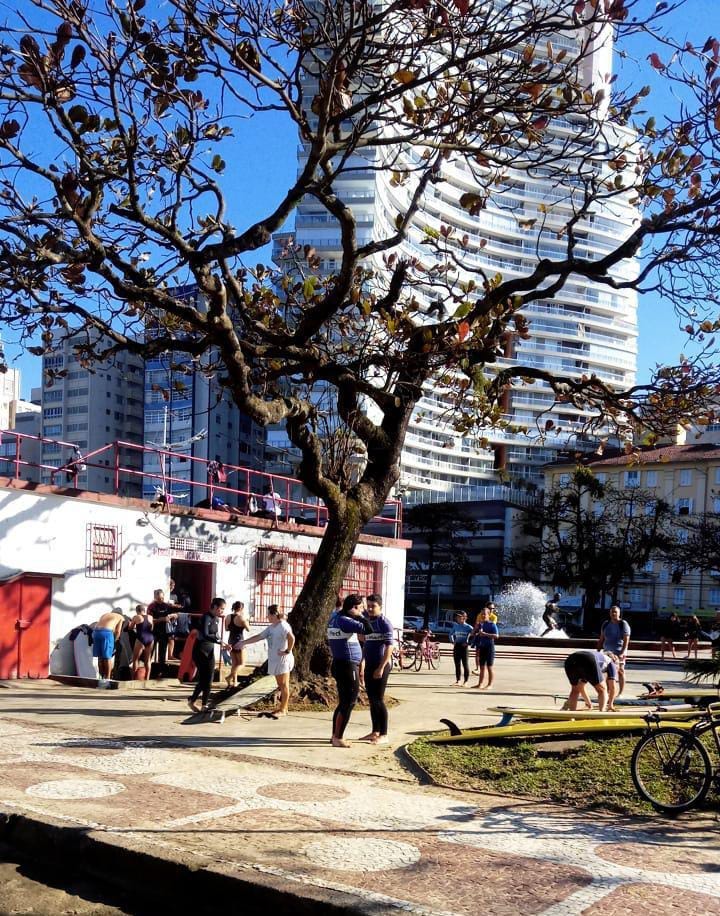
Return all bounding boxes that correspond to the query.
[188,597,227,712]
[359,594,394,745]
[327,594,367,747]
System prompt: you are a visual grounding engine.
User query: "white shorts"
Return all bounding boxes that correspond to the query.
[268,653,294,677]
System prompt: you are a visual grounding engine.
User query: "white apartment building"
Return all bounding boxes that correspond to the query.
[274,8,638,497]
[142,285,265,505]
[0,341,20,430]
[40,331,145,496]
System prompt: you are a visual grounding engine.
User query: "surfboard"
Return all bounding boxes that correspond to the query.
[182,674,278,724]
[426,717,695,745]
[177,629,198,683]
[488,705,702,725]
[638,688,719,701]
[73,628,99,678]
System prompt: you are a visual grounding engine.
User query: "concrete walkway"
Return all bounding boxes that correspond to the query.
[1,648,718,915]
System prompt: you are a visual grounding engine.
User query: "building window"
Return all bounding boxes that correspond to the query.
[678,469,692,486]
[43,424,63,437]
[645,470,657,486]
[624,470,640,488]
[256,550,381,624]
[67,388,89,398]
[558,473,570,487]
[67,405,88,415]
[86,524,121,579]
[715,467,720,486]
[676,498,693,516]
[44,390,63,402]
[43,407,63,418]
[595,473,607,484]
[709,588,720,605]
[672,588,685,607]
[676,528,689,544]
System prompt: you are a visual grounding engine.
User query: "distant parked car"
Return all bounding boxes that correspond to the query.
[428,620,455,638]
[403,616,424,631]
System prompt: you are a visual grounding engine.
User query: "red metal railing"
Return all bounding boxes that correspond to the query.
[0,430,403,538]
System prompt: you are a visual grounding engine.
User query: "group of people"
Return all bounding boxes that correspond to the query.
[657,612,715,659]
[448,605,499,688]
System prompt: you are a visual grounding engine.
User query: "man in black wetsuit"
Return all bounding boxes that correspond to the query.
[188,597,228,712]
[541,592,561,636]
[147,588,178,677]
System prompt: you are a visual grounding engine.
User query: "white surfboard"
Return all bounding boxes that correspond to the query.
[73,628,99,678]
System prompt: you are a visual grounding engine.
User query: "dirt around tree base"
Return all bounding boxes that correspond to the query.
[248,674,398,712]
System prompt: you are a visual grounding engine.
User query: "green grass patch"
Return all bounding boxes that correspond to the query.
[408,734,719,817]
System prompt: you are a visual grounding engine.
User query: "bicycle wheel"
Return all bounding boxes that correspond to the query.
[631,727,712,814]
[400,644,416,670]
[414,643,425,670]
[427,641,439,669]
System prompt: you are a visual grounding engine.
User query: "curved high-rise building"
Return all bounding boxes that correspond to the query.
[273,10,638,499]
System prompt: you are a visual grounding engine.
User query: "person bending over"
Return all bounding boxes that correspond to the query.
[92,609,127,680]
[563,650,618,712]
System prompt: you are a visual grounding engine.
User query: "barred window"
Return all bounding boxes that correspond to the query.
[86,524,121,579]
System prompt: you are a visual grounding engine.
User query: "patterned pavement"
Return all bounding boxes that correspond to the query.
[0,717,719,915]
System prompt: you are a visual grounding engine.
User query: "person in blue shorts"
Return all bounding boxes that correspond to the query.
[359,594,394,745]
[92,609,126,679]
[327,593,370,748]
[472,607,498,690]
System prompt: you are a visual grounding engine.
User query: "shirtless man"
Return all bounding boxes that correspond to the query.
[92,609,126,679]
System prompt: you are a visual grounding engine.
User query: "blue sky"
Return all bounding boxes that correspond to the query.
[2,0,716,398]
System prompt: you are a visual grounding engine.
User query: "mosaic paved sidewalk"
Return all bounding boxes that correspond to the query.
[1,716,718,915]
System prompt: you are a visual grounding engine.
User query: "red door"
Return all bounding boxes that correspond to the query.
[0,575,52,679]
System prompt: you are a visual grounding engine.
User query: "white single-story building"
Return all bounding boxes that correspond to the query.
[0,477,409,678]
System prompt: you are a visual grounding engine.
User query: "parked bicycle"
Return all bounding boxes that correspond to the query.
[392,629,420,670]
[412,629,440,671]
[630,701,720,814]
[392,628,440,670]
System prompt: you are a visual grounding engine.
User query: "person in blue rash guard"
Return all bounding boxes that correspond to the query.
[327,593,369,748]
[472,607,499,690]
[449,611,473,686]
[358,594,394,745]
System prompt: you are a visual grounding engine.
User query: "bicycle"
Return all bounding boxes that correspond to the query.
[413,630,440,671]
[630,701,720,814]
[392,629,420,670]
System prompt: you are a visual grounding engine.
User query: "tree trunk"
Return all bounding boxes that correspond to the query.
[288,502,365,679]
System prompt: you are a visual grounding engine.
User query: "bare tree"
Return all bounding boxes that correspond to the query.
[1,1,720,675]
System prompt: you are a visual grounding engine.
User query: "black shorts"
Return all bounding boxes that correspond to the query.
[564,652,602,687]
[477,643,495,667]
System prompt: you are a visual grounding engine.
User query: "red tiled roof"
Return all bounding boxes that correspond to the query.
[547,443,720,469]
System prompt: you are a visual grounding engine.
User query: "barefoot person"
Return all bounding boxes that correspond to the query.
[327,594,368,748]
[130,604,154,680]
[237,605,295,716]
[92,609,126,679]
[449,611,473,686]
[359,594,394,746]
[597,605,630,696]
[563,650,618,712]
[225,601,250,686]
[472,607,498,689]
[187,598,228,713]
